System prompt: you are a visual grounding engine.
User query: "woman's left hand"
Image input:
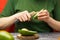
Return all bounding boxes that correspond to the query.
[37,9,51,22]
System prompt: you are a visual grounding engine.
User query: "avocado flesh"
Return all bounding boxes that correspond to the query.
[18,28,37,36]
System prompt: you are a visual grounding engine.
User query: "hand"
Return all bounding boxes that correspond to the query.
[14,11,31,22]
[37,9,51,22]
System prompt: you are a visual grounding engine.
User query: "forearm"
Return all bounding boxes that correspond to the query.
[0,11,32,29]
[45,17,60,31]
[0,15,17,29]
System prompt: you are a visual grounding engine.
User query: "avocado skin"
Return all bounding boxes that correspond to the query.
[0,31,14,40]
[18,29,37,36]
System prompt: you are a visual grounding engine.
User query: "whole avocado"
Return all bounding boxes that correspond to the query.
[0,31,14,40]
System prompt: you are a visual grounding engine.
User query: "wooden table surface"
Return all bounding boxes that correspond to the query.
[11,32,60,40]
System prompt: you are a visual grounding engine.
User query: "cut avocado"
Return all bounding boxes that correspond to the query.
[18,28,37,36]
[31,11,41,23]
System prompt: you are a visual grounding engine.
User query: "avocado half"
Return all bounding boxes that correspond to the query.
[18,28,37,36]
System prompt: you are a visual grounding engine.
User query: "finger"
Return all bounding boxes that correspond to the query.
[38,13,47,17]
[43,10,48,12]
[18,14,26,22]
[23,14,28,21]
[25,13,31,21]
[38,16,48,20]
[43,10,49,14]
[23,10,31,19]
[26,13,31,19]
[15,15,23,22]
[23,13,30,21]
[18,17,23,22]
[21,16,26,22]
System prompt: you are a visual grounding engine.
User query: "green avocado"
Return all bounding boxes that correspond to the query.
[31,11,40,23]
[18,28,37,36]
[0,31,14,40]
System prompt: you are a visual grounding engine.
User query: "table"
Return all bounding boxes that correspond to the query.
[11,32,60,40]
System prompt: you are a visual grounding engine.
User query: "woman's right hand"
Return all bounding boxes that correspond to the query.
[13,11,31,22]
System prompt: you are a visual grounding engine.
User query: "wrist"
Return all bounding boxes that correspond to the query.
[10,14,18,22]
[44,17,53,23]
